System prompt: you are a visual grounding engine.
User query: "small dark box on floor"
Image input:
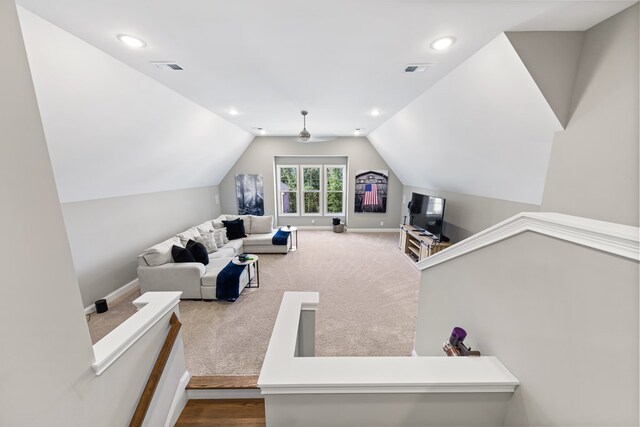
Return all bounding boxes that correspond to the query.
[95,299,108,313]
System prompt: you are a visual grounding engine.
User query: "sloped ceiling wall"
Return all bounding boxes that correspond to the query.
[368,33,563,205]
[505,31,584,128]
[18,7,253,203]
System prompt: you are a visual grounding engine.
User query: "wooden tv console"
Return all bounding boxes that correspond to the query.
[399,224,453,262]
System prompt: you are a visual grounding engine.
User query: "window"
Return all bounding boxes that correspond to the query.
[277,163,346,217]
[302,166,322,215]
[325,165,346,216]
[278,165,298,215]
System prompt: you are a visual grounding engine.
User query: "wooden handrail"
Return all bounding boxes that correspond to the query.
[129,312,182,427]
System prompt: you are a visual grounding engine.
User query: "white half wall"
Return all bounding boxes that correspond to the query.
[414,231,639,425]
[18,7,253,203]
[369,33,562,205]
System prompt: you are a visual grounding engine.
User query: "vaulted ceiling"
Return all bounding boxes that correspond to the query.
[17,0,633,137]
[16,1,636,204]
[369,33,563,204]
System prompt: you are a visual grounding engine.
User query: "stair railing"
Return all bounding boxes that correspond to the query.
[129,312,182,427]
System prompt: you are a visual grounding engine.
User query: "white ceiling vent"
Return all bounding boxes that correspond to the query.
[150,61,184,71]
[404,64,432,73]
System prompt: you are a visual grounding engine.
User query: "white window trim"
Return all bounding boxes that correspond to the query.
[301,165,323,216]
[277,164,300,216]
[324,165,346,216]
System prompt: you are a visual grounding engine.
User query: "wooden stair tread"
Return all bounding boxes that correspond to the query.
[175,399,265,426]
[187,375,259,390]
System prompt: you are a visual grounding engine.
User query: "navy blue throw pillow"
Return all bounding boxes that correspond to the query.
[172,245,196,263]
[186,239,209,266]
[222,219,247,240]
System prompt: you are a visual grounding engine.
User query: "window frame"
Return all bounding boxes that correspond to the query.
[301,165,323,216]
[277,164,300,217]
[324,165,346,216]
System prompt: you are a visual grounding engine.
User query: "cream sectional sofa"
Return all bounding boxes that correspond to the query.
[137,214,290,300]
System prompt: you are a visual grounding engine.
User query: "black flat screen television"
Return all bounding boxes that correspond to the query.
[409,192,446,240]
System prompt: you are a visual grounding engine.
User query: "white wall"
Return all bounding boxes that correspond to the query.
[18,7,253,203]
[18,8,243,305]
[541,4,639,226]
[397,5,638,239]
[62,186,221,307]
[403,185,538,242]
[219,137,403,229]
[368,33,562,205]
[0,2,185,424]
[414,232,639,425]
[411,8,639,425]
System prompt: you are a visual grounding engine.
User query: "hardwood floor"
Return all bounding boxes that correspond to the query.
[187,375,259,390]
[175,399,265,426]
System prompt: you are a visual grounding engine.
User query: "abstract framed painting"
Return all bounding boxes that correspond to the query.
[235,174,264,215]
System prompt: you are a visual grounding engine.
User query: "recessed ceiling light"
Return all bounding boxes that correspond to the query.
[228,108,239,116]
[117,34,147,48]
[430,36,456,50]
[370,109,381,117]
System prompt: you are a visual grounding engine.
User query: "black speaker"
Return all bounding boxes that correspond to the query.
[95,299,108,314]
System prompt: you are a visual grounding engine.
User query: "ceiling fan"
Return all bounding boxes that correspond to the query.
[295,110,337,143]
[298,110,311,142]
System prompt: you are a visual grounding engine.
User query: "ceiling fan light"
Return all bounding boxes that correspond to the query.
[298,110,311,142]
[299,128,311,142]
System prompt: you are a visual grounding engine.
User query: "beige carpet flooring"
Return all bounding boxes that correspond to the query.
[88,231,420,376]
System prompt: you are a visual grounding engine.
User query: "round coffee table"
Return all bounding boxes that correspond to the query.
[280,226,298,251]
[232,254,259,287]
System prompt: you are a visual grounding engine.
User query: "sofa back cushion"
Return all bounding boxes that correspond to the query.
[212,215,227,229]
[196,220,215,234]
[176,227,201,246]
[141,236,182,266]
[250,215,273,234]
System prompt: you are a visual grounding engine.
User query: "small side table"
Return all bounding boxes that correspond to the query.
[232,254,259,287]
[280,226,298,251]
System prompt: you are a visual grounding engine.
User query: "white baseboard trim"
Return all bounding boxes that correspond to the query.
[292,225,332,230]
[280,226,399,233]
[164,370,191,427]
[347,228,398,233]
[84,278,140,315]
[186,388,263,399]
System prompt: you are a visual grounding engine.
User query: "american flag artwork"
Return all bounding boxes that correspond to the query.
[355,170,388,213]
[363,183,379,205]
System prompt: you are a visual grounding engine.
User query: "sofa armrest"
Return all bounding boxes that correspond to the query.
[137,263,206,298]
